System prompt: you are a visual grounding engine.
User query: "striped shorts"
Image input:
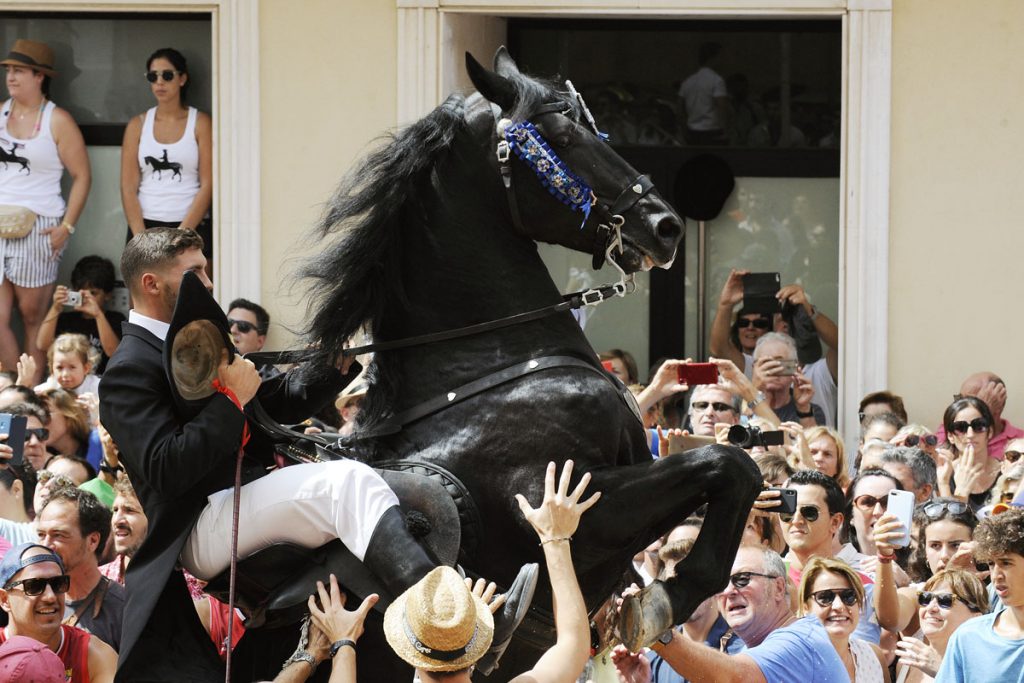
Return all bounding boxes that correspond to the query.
[0,214,64,287]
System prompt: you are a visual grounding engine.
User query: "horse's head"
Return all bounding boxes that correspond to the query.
[467,48,684,274]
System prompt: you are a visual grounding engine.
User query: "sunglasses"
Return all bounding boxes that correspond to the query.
[922,500,970,519]
[780,505,821,524]
[728,571,778,589]
[4,575,70,596]
[950,418,989,435]
[24,427,49,443]
[1005,450,1022,464]
[736,318,771,330]
[905,434,938,448]
[811,588,859,608]
[917,591,978,612]
[145,69,180,83]
[853,494,888,512]
[691,401,735,413]
[228,319,259,334]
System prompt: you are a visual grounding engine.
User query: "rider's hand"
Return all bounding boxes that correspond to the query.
[515,460,601,544]
[216,350,261,406]
[307,574,378,653]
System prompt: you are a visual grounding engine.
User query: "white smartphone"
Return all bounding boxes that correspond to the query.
[887,489,916,547]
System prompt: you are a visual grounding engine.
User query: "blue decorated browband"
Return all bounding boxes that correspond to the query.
[504,121,594,227]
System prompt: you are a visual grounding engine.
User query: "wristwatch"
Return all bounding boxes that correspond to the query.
[281,650,317,672]
[329,639,356,658]
[748,391,766,411]
[656,629,675,647]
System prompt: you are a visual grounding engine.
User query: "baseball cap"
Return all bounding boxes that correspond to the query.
[0,544,64,588]
[0,635,66,682]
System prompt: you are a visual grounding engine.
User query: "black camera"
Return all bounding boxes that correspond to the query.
[727,424,785,449]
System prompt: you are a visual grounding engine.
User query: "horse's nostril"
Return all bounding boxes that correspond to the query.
[657,217,683,242]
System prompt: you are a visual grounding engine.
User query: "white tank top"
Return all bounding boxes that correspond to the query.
[0,99,66,217]
[137,106,201,222]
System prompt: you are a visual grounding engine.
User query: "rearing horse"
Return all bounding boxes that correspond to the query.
[297,48,761,680]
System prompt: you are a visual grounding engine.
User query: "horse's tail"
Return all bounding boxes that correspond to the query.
[296,94,467,376]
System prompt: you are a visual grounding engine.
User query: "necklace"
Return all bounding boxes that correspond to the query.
[10,98,46,135]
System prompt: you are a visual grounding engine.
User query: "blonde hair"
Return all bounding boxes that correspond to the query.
[803,426,850,489]
[47,333,100,372]
[922,569,989,613]
[797,556,864,615]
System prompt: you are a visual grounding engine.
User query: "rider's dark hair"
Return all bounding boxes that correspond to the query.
[147,47,190,103]
[121,227,204,296]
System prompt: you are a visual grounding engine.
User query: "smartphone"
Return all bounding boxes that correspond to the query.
[65,290,83,307]
[0,413,27,470]
[767,487,798,514]
[742,272,781,314]
[677,363,718,386]
[667,433,716,455]
[777,359,799,376]
[887,489,916,547]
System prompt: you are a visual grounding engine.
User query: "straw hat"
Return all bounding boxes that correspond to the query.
[1,39,57,77]
[384,566,493,671]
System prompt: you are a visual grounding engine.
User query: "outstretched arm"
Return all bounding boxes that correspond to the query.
[510,460,601,683]
[709,270,748,367]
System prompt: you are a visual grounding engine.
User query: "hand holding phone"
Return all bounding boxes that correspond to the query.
[0,413,27,470]
[677,362,718,386]
[765,487,798,514]
[887,490,916,548]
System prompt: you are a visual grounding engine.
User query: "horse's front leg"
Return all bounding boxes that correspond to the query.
[580,444,762,651]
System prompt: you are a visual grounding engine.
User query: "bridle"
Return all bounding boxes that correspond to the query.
[491,79,656,288]
[250,82,656,368]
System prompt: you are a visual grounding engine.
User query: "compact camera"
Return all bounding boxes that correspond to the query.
[65,290,83,307]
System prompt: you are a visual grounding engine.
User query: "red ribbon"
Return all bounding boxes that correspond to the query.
[211,380,250,447]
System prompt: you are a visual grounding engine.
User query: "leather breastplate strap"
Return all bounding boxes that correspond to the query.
[360,355,634,439]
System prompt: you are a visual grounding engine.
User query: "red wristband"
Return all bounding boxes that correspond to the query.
[212,379,250,447]
[877,553,895,564]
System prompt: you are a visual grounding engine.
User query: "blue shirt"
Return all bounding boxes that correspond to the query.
[936,609,1024,682]
[645,615,744,683]
[744,616,849,683]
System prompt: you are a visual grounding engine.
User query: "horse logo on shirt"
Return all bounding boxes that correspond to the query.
[0,141,30,174]
[144,149,183,181]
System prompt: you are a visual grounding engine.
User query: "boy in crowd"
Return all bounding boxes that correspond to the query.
[936,507,1024,681]
[35,255,124,375]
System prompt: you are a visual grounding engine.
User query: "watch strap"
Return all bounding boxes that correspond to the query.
[329,639,356,658]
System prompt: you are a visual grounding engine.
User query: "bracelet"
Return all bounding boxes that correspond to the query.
[60,221,75,234]
[877,553,896,564]
[281,650,317,673]
[748,391,766,411]
[329,639,356,658]
[539,536,572,546]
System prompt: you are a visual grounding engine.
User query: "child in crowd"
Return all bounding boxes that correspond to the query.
[35,255,125,375]
[34,333,101,397]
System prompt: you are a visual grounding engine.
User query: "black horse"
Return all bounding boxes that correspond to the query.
[289,48,761,680]
[144,149,183,180]
[0,141,30,174]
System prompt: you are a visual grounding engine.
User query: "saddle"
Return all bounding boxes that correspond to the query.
[204,464,465,629]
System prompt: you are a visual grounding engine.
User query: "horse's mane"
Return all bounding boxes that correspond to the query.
[296,94,467,377]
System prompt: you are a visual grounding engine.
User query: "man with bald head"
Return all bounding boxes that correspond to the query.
[936,371,1024,460]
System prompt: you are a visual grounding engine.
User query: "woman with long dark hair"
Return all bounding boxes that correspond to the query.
[0,39,91,384]
[120,48,212,260]
[940,396,1001,509]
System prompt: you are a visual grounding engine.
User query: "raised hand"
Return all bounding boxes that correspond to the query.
[307,574,379,646]
[894,636,942,677]
[515,460,601,544]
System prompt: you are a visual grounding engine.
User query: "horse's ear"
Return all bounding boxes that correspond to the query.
[493,46,522,79]
[466,50,516,112]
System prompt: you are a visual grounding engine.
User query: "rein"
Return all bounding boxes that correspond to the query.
[246,279,632,367]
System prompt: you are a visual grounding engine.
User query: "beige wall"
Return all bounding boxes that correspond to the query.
[259,0,397,347]
[889,0,1024,428]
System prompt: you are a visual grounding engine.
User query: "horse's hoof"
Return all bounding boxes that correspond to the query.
[618,582,674,652]
[474,563,539,675]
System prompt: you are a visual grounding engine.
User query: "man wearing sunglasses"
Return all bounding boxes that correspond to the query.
[936,507,1024,682]
[780,469,882,645]
[687,384,741,437]
[617,545,846,683]
[0,543,117,682]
